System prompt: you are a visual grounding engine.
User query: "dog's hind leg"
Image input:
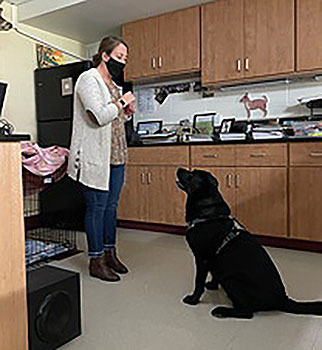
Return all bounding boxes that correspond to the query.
[205,270,219,290]
[211,306,253,319]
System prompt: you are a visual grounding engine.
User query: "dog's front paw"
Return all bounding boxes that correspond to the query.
[182,294,200,305]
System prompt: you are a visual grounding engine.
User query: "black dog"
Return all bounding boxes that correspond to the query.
[176,168,322,319]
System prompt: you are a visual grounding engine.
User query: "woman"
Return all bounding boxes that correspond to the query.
[68,36,136,282]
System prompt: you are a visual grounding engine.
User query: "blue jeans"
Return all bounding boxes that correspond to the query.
[82,165,124,257]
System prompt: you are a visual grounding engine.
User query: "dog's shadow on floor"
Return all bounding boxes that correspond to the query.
[199,285,233,307]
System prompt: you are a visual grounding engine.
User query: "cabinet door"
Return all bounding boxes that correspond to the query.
[147,166,186,225]
[290,167,322,242]
[118,166,148,222]
[236,168,287,237]
[202,0,244,84]
[201,167,237,216]
[122,18,158,80]
[244,0,294,78]
[158,7,200,76]
[297,0,322,72]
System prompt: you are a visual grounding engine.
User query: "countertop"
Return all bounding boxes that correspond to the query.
[128,136,322,147]
[0,134,31,142]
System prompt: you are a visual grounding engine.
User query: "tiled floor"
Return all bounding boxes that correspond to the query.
[53,229,322,350]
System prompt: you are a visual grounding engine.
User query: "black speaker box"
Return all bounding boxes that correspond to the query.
[27,265,81,350]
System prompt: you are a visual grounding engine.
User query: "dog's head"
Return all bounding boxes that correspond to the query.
[176,168,231,223]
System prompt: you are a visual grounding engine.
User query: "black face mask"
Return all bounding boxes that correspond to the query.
[106,57,125,86]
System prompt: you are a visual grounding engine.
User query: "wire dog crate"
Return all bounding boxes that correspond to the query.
[23,162,79,269]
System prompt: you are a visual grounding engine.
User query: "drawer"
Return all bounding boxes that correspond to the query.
[191,145,235,166]
[235,143,287,166]
[290,142,322,166]
[128,146,189,166]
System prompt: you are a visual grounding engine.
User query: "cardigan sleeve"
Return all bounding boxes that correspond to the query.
[76,74,119,126]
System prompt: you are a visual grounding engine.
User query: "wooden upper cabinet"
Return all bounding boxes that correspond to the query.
[123,18,158,80]
[244,0,294,78]
[297,0,322,72]
[202,0,295,84]
[158,7,200,75]
[123,7,200,80]
[202,0,244,84]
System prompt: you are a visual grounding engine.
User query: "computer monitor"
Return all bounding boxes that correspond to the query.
[0,82,8,116]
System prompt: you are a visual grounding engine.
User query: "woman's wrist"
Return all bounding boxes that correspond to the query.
[114,100,123,111]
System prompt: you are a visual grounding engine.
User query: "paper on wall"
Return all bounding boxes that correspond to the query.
[137,88,156,114]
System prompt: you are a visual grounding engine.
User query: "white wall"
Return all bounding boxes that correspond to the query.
[134,78,322,127]
[0,3,87,141]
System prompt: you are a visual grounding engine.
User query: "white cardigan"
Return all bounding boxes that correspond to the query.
[67,68,120,191]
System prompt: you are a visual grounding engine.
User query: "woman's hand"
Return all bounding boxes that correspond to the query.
[125,100,136,116]
[120,92,136,106]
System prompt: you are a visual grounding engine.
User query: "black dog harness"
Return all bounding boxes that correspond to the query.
[188,216,246,256]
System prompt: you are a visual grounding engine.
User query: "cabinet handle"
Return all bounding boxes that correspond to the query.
[235,174,239,188]
[237,59,242,72]
[309,152,322,157]
[250,152,267,158]
[203,154,218,159]
[147,172,152,184]
[226,173,233,188]
[140,172,145,184]
[151,57,156,69]
[158,56,162,68]
[245,57,249,71]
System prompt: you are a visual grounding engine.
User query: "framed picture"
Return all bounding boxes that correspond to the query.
[193,113,216,136]
[219,118,235,134]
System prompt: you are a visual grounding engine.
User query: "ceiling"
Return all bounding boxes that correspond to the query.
[8,0,209,44]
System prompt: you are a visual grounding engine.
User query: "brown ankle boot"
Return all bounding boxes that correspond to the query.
[89,256,120,282]
[105,248,128,274]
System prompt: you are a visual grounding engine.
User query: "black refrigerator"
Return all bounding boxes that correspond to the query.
[35,61,92,230]
[35,60,92,147]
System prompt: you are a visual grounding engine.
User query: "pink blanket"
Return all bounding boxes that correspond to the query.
[21,142,69,176]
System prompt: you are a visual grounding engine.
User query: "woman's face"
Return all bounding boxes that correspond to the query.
[109,43,128,65]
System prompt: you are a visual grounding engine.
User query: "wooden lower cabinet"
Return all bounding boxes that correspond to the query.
[148,166,186,225]
[202,167,287,237]
[201,167,237,215]
[289,167,322,242]
[119,143,322,244]
[118,165,148,222]
[236,168,287,237]
[118,165,186,225]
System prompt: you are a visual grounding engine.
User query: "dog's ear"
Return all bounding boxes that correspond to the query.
[207,172,219,187]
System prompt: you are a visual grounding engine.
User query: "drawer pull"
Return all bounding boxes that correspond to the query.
[140,173,145,184]
[226,173,233,188]
[151,57,156,69]
[250,152,267,158]
[203,154,218,159]
[147,172,152,184]
[309,152,322,157]
[235,174,239,188]
[236,59,242,72]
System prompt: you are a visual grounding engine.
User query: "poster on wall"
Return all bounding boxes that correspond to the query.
[36,44,64,69]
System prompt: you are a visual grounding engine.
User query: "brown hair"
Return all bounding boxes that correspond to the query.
[92,35,128,67]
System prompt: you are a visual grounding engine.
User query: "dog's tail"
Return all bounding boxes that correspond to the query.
[262,95,268,102]
[278,297,322,316]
